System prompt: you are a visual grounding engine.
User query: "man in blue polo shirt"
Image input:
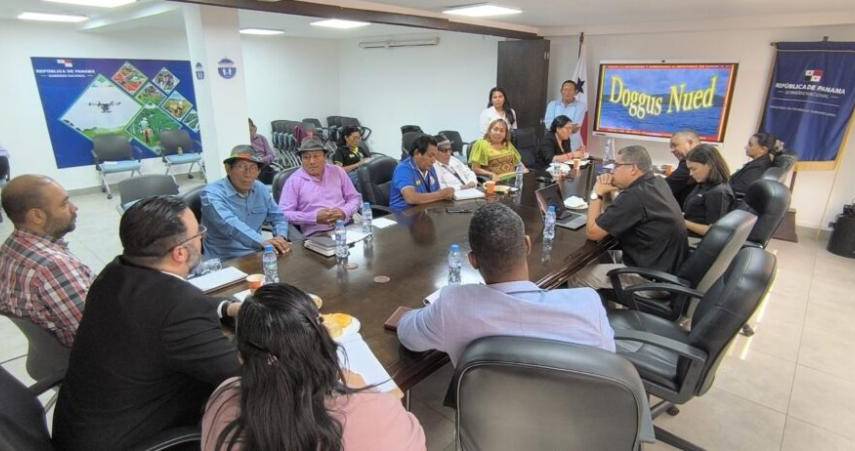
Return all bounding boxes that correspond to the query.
[201,145,291,260]
[544,80,587,152]
[389,134,454,212]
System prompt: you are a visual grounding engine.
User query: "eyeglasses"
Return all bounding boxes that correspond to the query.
[232,162,261,173]
[168,225,207,253]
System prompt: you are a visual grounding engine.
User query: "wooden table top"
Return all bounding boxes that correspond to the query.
[214,167,613,390]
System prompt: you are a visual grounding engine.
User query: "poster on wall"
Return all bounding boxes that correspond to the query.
[593,63,738,142]
[31,57,200,169]
[761,41,855,170]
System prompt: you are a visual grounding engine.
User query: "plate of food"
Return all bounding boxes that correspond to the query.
[563,195,589,210]
[322,313,360,341]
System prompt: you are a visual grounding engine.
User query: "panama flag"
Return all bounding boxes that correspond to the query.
[570,33,588,146]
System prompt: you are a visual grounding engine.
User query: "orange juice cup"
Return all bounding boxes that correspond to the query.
[573,158,581,168]
[484,181,496,195]
[246,274,265,293]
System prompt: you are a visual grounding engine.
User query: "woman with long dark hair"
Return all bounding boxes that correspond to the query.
[479,87,517,134]
[730,132,782,197]
[683,144,735,237]
[536,115,587,169]
[201,283,425,451]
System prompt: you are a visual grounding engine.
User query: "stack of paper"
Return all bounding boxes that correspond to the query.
[187,267,247,293]
[337,333,399,394]
[453,188,485,201]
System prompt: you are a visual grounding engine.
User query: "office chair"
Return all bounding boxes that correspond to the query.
[401,125,423,135]
[608,247,776,451]
[452,336,653,451]
[608,209,757,321]
[91,134,142,200]
[159,129,204,182]
[117,174,179,211]
[2,314,70,411]
[357,155,397,214]
[338,116,372,141]
[742,179,791,248]
[437,130,471,160]
[511,127,540,169]
[400,131,424,161]
[180,185,205,223]
[271,166,300,204]
[0,367,201,451]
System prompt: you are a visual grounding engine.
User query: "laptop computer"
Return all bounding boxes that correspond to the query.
[535,184,587,230]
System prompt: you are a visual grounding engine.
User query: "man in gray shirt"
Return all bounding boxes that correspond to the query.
[397,203,614,366]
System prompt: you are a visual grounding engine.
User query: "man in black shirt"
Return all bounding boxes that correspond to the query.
[665,130,700,205]
[571,145,689,288]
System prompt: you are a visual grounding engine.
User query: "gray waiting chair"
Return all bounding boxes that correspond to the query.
[2,314,70,411]
[117,174,179,211]
[91,134,142,200]
[452,336,654,451]
[159,129,204,182]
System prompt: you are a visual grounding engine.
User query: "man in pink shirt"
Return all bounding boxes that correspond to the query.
[279,137,362,236]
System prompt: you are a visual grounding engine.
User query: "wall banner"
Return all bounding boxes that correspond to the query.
[31,57,200,169]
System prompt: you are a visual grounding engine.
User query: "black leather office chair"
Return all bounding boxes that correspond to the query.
[609,247,776,450]
[761,166,787,183]
[400,131,424,160]
[401,125,423,135]
[357,156,397,212]
[118,174,179,211]
[608,209,757,320]
[0,366,201,451]
[159,129,204,182]
[271,167,300,204]
[511,127,540,169]
[772,152,797,172]
[742,179,791,247]
[179,185,205,223]
[2,314,70,411]
[437,130,471,158]
[452,336,653,451]
[91,134,142,199]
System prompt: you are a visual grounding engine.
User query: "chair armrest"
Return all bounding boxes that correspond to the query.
[742,241,763,249]
[607,266,689,309]
[28,371,64,396]
[613,329,707,363]
[623,282,704,300]
[607,266,688,286]
[372,205,393,217]
[129,426,201,451]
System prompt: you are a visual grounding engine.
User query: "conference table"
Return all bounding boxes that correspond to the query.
[213,164,614,392]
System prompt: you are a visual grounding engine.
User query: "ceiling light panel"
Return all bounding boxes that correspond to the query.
[18,12,88,22]
[310,19,370,29]
[442,4,522,17]
[43,0,136,7]
[240,28,285,35]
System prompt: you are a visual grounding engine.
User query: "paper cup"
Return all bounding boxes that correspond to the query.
[246,274,264,293]
[484,181,496,194]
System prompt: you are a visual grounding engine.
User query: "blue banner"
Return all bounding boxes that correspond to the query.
[761,42,855,164]
[31,57,200,169]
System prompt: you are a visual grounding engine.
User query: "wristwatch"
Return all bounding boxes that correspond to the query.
[589,191,600,201]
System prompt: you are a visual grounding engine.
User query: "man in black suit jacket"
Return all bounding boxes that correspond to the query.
[53,196,241,450]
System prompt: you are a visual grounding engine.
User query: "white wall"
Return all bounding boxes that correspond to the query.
[241,35,340,138]
[0,21,190,191]
[338,31,502,158]
[546,25,855,229]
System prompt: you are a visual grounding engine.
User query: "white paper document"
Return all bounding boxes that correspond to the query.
[337,333,399,394]
[187,266,247,293]
[232,289,251,302]
[371,217,397,229]
[453,188,485,201]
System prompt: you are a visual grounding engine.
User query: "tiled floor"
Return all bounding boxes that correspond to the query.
[2,178,854,450]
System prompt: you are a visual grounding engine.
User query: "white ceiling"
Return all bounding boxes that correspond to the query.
[2,0,854,36]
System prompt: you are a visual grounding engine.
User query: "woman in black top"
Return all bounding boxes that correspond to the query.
[333,125,371,173]
[683,144,735,236]
[537,115,586,169]
[730,132,781,197]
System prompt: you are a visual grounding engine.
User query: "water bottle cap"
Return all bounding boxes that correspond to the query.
[264,244,274,252]
[548,205,556,212]
[363,201,370,207]
[450,244,460,251]
[336,220,344,226]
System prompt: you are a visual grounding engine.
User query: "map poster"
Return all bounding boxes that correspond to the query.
[31,57,200,169]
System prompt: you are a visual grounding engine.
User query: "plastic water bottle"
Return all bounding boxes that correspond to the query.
[361,202,373,237]
[604,137,616,163]
[447,244,462,285]
[335,220,348,262]
[544,206,556,241]
[514,162,524,191]
[262,245,279,284]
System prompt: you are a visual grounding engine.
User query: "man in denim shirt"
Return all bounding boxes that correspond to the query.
[201,145,290,260]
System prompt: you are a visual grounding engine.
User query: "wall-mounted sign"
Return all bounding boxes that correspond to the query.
[217,58,236,79]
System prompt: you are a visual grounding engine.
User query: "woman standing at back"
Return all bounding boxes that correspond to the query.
[201,283,426,451]
[479,87,517,134]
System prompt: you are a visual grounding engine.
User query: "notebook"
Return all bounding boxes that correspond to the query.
[187,266,247,293]
[453,188,485,201]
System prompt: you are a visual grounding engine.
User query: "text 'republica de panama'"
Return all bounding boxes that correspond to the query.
[608,75,718,119]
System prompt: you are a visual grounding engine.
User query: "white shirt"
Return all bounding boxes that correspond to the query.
[479,106,518,135]
[434,157,478,190]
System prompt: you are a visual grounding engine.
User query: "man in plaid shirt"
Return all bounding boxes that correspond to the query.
[0,175,93,347]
